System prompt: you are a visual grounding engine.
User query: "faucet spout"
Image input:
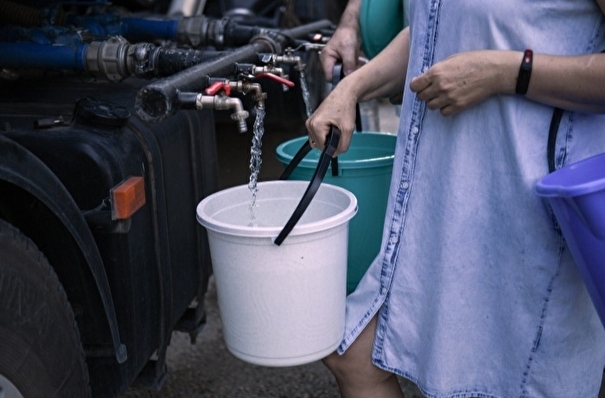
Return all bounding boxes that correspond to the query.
[229,81,267,110]
[274,53,304,72]
[195,94,249,133]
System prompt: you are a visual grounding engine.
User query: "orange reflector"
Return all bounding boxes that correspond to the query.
[110,176,146,220]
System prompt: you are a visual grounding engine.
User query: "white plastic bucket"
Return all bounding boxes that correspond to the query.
[196,181,357,366]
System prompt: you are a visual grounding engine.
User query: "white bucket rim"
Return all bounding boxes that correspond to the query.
[197,181,358,239]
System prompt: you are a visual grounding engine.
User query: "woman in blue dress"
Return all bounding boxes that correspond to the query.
[307,0,605,397]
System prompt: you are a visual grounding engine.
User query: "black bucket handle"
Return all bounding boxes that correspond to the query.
[274,127,341,246]
[279,62,361,181]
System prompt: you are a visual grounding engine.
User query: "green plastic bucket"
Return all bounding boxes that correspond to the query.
[276,132,396,293]
[360,0,407,59]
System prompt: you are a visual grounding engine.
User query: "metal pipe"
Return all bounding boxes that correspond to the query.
[230,81,266,109]
[211,96,249,133]
[135,19,333,123]
[177,92,249,132]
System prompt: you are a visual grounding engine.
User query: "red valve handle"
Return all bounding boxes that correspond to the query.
[204,81,232,96]
[257,72,295,88]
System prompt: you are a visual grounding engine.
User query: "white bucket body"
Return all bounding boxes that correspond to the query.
[196,181,357,366]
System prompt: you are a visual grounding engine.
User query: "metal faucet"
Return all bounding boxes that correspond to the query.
[225,81,267,110]
[177,82,249,133]
[234,62,294,91]
[267,49,305,73]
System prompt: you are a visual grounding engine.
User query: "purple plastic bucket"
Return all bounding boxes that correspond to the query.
[535,153,605,327]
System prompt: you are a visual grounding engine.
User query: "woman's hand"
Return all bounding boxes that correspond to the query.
[410,50,517,116]
[320,25,363,81]
[305,83,358,156]
[319,0,363,80]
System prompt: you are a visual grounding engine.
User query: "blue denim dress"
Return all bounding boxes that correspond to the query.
[340,1,605,397]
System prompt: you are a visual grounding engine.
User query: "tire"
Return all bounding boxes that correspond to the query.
[0,219,91,398]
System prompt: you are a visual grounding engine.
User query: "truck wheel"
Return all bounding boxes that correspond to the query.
[0,219,91,398]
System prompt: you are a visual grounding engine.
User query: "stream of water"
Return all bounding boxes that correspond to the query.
[299,70,313,118]
[246,72,313,226]
[247,106,266,225]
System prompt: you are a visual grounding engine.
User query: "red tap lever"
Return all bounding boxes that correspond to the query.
[204,81,232,96]
[256,72,295,88]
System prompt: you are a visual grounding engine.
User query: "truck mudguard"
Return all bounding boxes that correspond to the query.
[0,134,127,364]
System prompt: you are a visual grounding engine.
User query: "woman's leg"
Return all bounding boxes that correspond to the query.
[323,315,405,398]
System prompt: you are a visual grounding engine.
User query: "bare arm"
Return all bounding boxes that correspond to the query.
[307,28,410,155]
[526,0,605,112]
[528,52,605,113]
[409,0,605,116]
[409,48,605,116]
[320,0,362,80]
